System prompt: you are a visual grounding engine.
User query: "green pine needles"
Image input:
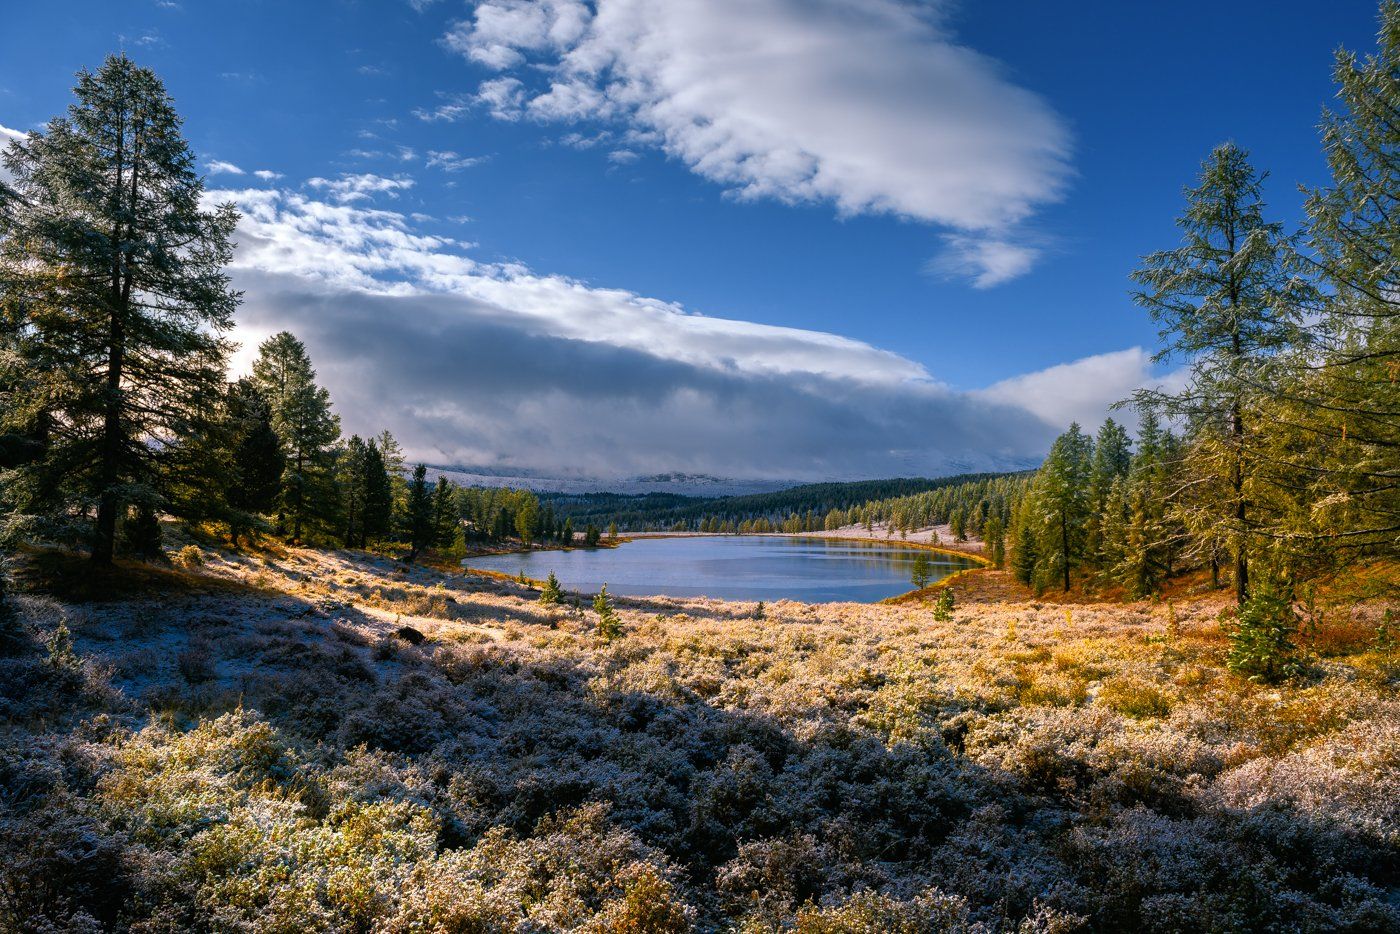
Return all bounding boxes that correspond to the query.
[1226,583,1306,684]
[933,587,955,622]
[538,572,562,606]
[593,584,621,641]
[910,552,932,590]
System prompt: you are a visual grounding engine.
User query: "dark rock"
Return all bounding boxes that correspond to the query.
[395,625,425,645]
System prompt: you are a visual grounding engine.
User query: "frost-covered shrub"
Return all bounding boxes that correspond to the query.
[784,889,977,934]
[0,803,130,932]
[1,545,1396,932]
[391,803,695,933]
[173,544,204,567]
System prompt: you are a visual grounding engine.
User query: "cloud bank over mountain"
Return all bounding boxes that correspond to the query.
[219,180,1165,481]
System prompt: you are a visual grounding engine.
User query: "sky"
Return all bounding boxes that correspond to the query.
[0,0,1382,481]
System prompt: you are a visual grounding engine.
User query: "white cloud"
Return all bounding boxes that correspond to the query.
[211,182,1149,478]
[0,123,24,188]
[426,150,487,172]
[976,348,1186,432]
[306,172,414,203]
[607,149,639,164]
[475,77,526,121]
[442,0,1071,284]
[206,159,245,176]
[253,169,284,181]
[928,234,1042,290]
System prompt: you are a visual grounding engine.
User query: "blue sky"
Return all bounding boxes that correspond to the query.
[0,1,1381,479]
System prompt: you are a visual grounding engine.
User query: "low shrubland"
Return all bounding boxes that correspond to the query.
[0,545,1396,932]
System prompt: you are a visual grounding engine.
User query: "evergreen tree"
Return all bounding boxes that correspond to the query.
[0,55,239,564]
[984,515,1005,568]
[1299,3,1400,567]
[404,464,433,560]
[338,435,371,548]
[514,494,538,548]
[432,477,458,549]
[561,517,575,546]
[1010,496,1039,586]
[1131,143,1313,602]
[225,379,284,523]
[933,586,955,622]
[539,571,562,606]
[910,551,932,589]
[1085,419,1133,570]
[361,440,393,543]
[593,584,621,641]
[251,332,340,543]
[374,429,408,522]
[1031,424,1095,592]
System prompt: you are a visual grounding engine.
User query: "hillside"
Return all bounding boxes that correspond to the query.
[2,542,1396,931]
[545,473,1026,531]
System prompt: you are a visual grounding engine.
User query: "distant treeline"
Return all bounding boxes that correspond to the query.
[544,473,1027,535]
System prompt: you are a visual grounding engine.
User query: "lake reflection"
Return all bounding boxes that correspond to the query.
[463,535,978,603]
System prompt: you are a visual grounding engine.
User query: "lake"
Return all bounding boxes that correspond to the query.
[462,535,979,603]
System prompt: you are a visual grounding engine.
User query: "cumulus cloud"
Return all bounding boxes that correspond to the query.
[475,77,526,120]
[440,0,1071,285]
[211,180,1153,480]
[976,348,1187,432]
[253,169,284,181]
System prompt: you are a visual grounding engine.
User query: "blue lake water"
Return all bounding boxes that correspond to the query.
[463,535,978,603]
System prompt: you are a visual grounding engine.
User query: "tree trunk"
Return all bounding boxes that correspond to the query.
[92,314,125,565]
[292,449,303,543]
[1232,399,1248,605]
[1061,514,1071,592]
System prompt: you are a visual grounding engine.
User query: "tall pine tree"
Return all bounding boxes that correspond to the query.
[0,55,239,563]
[1130,143,1313,602]
[250,332,340,543]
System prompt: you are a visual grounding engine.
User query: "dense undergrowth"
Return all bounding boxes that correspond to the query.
[1,545,1397,932]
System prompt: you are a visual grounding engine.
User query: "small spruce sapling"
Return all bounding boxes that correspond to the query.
[933,587,955,622]
[539,572,562,606]
[594,584,621,641]
[1227,582,1305,684]
[753,600,765,620]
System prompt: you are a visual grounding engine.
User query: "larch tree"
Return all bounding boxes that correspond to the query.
[0,54,239,563]
[1130,142,1313,603]
[1300,2,1400,566]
